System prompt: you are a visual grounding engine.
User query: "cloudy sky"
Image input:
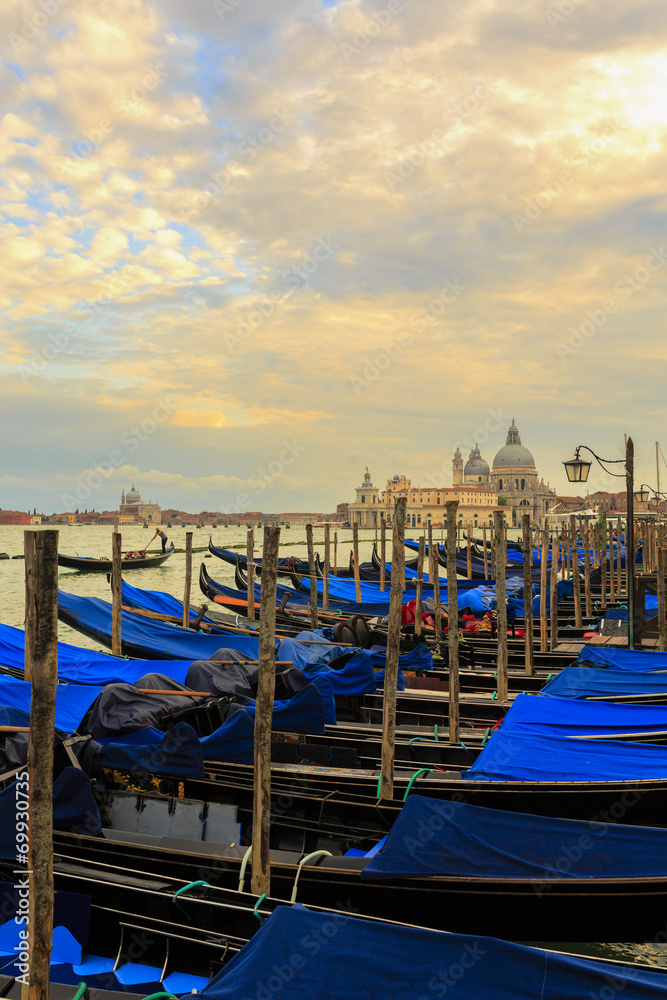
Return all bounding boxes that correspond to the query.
[1,0,666,514]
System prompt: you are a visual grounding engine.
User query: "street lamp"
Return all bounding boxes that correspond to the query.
[562,439,636,649]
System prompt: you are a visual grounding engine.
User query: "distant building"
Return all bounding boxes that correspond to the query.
[119,485,161,524]
[490,420,556,527]
[0,510,31,525]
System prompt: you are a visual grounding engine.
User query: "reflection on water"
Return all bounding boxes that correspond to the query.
[526,942,667,969]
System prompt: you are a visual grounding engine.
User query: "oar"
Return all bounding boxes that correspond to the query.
[140,530,160,556]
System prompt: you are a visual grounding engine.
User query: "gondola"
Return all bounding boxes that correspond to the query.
[57,545,175,572]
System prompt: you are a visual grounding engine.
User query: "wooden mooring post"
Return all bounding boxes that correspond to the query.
[495,512,508,702]
[446,501,459,744]
[251,525,280,896]
[482,524,489,580]
[466,526,472,579]
[600,513,608,611]
[380,497,406,800]
[23,533,36,682]
[570,515,582,628]
[24,529,59,1000]
[583,523,592,617]
[658,547,667,653]
[334,531,338,576]
[550,530,559,651]
[306,523,318,630]
[539,526,548,654]
[379,518,386,593]
[111,531,122,656]
[352,522,362,604]
[246,529,255,622]
[429,520,441,640]
[415,537,425,636]
[182,531,193,627]
[521,513,534,675]
[323,524,330,611]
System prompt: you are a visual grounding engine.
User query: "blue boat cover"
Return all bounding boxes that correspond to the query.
[503,692,667,737]
[465,727,667,782]
[0,768,101,859]
[0,675,104,732]
[578,646,667,672]
[300,649,377,696]
[605,598,658,621]
[362,796,667,881]
[541,666,667,700]
[98,722,204,778]
[369,643,434,673]
[0,621,196,686]
[121,580,217,622]
[58,590,266,660]
[191,903,667,1000]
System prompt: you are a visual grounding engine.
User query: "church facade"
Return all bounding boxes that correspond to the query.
[345,420,556,529]
[119,484,162,524]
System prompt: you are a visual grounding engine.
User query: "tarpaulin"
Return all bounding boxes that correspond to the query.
[0,621,196,686]
[189,903,667,1000]
[541,666,667,700]
[0,768,101,859]
[98,722,204,778]
[0,675,104,732]
[503,692,667,737]
[578,646,667,672]
[361,796,667,880]
[464,727,667,782]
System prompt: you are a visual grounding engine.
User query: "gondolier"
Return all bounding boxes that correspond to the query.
[154,528,169,552]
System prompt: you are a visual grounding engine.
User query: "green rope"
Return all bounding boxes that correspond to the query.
[460,740,470,753]
[253,892,268,924]
[376,773,382,798]
[491,691,497,701]
[142,994,177,1000]
[482,727,490,746]
[71,984,88,1000]
[402,768,433,801]
[173,879,210,900]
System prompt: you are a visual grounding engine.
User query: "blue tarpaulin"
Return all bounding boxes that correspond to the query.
[541,666,667,700]
[121,580,217,622]
[578,646,667,672]
[465,727,667,782]
[0,621,196,686]
[0,675,104,732]
[190,903,667,1000]
[362,796,667,881]
[503,692,667,737]
[0,768,101,859]
[98,722,204,778]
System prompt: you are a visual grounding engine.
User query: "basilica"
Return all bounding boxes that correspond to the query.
[119,484,162,524]
[346,420,556,529]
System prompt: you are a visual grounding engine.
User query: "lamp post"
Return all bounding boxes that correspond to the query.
[563,438,636,649]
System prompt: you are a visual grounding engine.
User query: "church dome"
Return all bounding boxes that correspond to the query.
[125,484,141,505]
[464,444,490,478]
[492,421,535,470]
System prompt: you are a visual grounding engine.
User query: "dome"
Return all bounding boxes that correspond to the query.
[464,444,490,478]
[492,421,535,470]
[125,483,141,504]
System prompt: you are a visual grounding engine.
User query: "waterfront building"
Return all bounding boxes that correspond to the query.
[490,420,556,527]
[119,485,162,524]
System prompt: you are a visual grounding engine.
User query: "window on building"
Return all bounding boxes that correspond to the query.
[361,495,365,504]
[521,479,525,490]
[498,480,503,491]
[417,514,421,523]
[515,479,519,490]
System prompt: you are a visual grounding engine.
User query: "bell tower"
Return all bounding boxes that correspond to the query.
[453,446,463,486]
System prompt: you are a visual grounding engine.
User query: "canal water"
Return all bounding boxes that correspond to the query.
[1,523,666,968]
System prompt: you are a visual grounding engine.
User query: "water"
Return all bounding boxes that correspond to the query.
[2,524,666,969]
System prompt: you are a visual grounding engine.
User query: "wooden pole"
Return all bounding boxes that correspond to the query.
[539,526,548,653]
[521,513,534,675]
[380,517,386,593]
[466,525,472,579]
[550,531,559,651]
[430,520,441,640]
[111,531,122,656]
[334,531,338,576]
[570,514,582,627]
[658,547,667,653]
[306,523,318,630]
[600,513,607,610]
[482,523,489,579]
[24,529,59,1000]
[182,531,193,627]
[380,496,406,800]
[251,525,280,896]
[583,523,592,617]
[323,523,330,611]
[246,529,255,622]
[415,537,424,636]
[446,501,459,744]
[495,511,508,702]
[24,532,36,683]
[352,522,362,604]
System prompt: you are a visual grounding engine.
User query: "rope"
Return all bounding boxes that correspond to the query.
[253,893,268,924]
[172,880,210,900]
[71,985,88,1000]
[290,851,332,903]
[402,768,433,801]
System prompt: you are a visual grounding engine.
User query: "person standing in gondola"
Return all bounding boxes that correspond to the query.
[154,528,169,552]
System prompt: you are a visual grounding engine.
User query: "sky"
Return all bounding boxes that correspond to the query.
[1,0,666,514]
